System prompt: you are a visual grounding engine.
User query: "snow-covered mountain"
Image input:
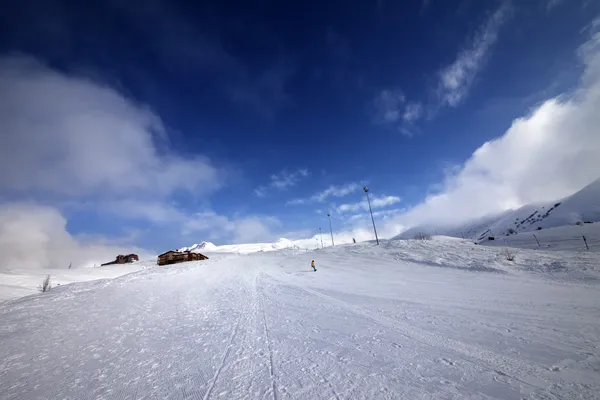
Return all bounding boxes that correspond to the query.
[395,178,600,241]
[178,237,301,254]
[178,241,218,252]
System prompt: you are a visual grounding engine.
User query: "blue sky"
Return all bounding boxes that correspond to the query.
[1,0,600,261]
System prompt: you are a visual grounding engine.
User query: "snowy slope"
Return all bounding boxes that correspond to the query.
[480,222,600,252]
[178,237,301,254]
[0,261,153,302]
[177,241,218,252]
[1,239,600,399]
[396,177,600,241]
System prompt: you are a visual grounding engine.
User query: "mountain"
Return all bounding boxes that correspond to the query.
[395,178,600,241]
[177,237,301,255]
[178,241,218,252]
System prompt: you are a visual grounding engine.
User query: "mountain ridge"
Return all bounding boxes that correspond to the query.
[394,177,600,241]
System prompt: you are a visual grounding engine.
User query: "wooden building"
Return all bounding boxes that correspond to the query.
[101,254,139,266]
[157,250,208,266]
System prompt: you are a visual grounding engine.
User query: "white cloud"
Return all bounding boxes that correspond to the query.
[286,198,306,206]
[311,183,361,202]
[0,55,224,198]
[372,89,405,124]
[372,90,423,134]
[182,212,282,244]
[0,55,289,253]
[103,199,283,245]
[254,186,268,198]
[271,169,309,189]
[347,208,404,222]
[388,30,600,230]
[288,183,361,205]
[255,168,309,197]
[438,2,512,107]
[103,200,185,224]
[337,195,401,213]
[403,103,423,122]
[0,203,150,271]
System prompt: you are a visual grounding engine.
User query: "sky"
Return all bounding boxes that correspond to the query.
[1,0,600,268]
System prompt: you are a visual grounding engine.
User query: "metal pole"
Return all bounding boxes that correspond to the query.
[363,187,379,245]
[319,228,324,248]
[327,213,334,246]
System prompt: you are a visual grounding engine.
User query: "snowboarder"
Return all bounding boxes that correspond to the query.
[311,260,317,272]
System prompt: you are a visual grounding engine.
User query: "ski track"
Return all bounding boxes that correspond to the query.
[202,311,243,400]
[258,273,279,400]
[1,245,599,399]
[267,274,560,398]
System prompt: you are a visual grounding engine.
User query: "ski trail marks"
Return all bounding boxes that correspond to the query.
[267,272,578,399]
[258,273,278,400]
[202,311,244,400]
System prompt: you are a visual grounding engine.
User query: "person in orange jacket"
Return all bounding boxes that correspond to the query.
[311,260,317,271]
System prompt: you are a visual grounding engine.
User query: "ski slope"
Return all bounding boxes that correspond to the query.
[1,239,599,399]
[480,223,600,252]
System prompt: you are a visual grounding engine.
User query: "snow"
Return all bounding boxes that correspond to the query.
[0,261,152,302]
[179,237,302,255]
[480,223,600,252]
[1,239,600,399]
[177,241,218,253]
[396,177,600,241]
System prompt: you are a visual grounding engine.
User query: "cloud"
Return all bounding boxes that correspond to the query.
[388,29,600,230]
[102,200,185,224]
[271,169,309,189]
[286,198,306,206]
[372,89,424,135]
[3,0,294,119]
[103,199,283,245]
[438,2,512,107]
[372,89,405,124]
[311,183,361,202]
[287,183,362,206]
[255,169,309,197]
[403,103,423,122]
[0,203,150,271]
[182,212,282,244]
[337,195,401,213]
[347,208,404,223]
[0,55,225,198]
[254,187,268,198]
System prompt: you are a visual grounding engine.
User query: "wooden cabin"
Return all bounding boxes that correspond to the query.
[157,250,208,266]
[101,254,139,266]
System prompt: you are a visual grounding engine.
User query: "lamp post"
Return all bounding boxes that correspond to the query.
[327,212,334,246]
[363,186,379,245]
[319,228,324,248]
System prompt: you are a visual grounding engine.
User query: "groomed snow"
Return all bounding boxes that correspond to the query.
[0,261,152,302]
[1,238,599,399]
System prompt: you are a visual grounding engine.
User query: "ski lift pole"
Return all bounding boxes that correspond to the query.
[327,213,334,246]
[364,186,379,245]
[319,228,324,248]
